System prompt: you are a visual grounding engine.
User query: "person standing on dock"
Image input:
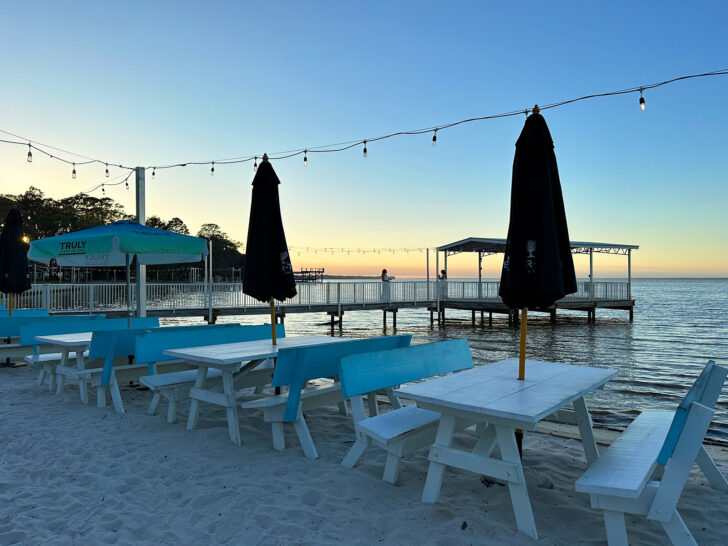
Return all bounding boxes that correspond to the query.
[381,268,391,302]
[439,269,447,300]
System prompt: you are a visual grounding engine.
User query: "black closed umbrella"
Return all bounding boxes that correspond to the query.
[499,106,576,381]
[0,209,32,317]
[243,154,297,345]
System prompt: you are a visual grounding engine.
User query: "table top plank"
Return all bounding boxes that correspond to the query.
[163,335,352,366]
[34,332,94,347]
[395,358,617,425]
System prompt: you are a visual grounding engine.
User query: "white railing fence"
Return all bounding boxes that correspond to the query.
[0,280,630,313]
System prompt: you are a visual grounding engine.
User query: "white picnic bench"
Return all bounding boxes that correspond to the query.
[339,338,473,484]
[164,335,351,446]
[241,334,411,458]
[137,323,284,423]
[395,358,618,540]
[576,360,728,545]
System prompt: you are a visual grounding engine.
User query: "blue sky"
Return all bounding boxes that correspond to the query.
[1,1,726,276]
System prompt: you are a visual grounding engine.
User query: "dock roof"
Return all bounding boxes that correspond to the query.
[437,237,639,255]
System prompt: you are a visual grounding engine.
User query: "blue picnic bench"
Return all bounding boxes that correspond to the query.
[55,318,160,409]
[1,314,106,362]
[136,323,285,423]
[576,360,728,545]
[19,317,141,390]
[339,339,474,484]
[242,334,411,458]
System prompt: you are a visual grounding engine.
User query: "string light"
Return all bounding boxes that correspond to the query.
[1,68,726,177]
[125,181,129,190]
[432,130,437,147]
[303,150,308,166]
[105,163,109,177]
[26,143,32,162]
[101,184,105,194]
[71,163,76,179]
[211,162,215,176]
[253,156,258,171]
[152,168,156,178]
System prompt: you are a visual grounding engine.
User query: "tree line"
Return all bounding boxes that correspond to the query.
[0,187,245,282]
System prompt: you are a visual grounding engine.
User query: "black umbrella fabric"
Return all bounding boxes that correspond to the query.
[243,155,297,343]
[0,209,32,316]
[499,107,576,380]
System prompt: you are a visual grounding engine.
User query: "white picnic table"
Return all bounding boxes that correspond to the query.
[34,332,95,404]
[394,358,617,540]
[163,335,352,446]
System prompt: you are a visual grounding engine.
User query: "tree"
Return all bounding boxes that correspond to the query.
[146,215,189,235]
[197,223,245,271]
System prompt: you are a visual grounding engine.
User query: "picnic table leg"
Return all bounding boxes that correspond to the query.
[109,373,125,413]
[495,425,537,539]
[55,349,69,394]
[293,410,319,459]
[148,392,162,416]
[422,414,457,503]
[696,445,728,491]
[75,351,88,404]
[186,367,208,431]
[603,510,629,545]
[222,370,241,446]
[573,397,599,464]
[473,423,498,457]
[97,384,107,408]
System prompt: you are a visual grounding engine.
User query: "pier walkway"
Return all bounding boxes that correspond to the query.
[1,280,634,328]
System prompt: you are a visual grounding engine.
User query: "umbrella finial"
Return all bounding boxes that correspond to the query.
[262,153,269,162]
[532,104,540,115]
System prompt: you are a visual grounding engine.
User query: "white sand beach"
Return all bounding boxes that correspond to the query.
[2,365,727,545]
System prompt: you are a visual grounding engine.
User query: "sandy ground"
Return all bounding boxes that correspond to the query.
[1,364,727,545]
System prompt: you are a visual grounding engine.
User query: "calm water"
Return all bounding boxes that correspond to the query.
[165,279,728,443]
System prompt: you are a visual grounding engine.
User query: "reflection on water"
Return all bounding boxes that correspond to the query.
[163,279,728,443]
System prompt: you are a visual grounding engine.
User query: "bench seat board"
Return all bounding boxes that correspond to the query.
[141,368,223,389]
[576,410,673,498]
[358,404,441,445]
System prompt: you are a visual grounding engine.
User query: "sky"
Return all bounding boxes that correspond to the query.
[1,1,726,278]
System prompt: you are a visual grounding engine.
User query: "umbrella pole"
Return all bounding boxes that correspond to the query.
[8,294,13,318]
[515,307,528,458]
[125,254,132,328]
[518,308,527,380]
[270,299,280,395]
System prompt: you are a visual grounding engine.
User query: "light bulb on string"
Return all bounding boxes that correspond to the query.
[211,162,215,176]
[125,181,129,190]
[639,88,646,111]
[363,141,367,158]
[432,130,437,147]
[152,167,156,178]
[105,163,109,177]
[303,150,308,166]
[26,143,32,162]
[72,163,76,179]
[254,157,258,171]
[102,185,105,195]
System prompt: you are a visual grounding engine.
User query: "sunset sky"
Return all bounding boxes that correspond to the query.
[1,1,726,278]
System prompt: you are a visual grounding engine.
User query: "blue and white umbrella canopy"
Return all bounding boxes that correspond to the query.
[28,220,208,266]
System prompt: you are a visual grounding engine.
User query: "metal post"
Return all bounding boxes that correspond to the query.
[208,239,213,323]
[135,167,147,317]
[478,252,482,299]
[627,249,632,299]
[426,248,430,300]
[589,248,594,301]
[125,254,132,327]
[435,250,440,315]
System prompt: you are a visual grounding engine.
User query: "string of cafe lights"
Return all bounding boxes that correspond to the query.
[1,68,727,192]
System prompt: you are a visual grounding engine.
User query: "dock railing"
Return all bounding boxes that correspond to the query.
[0,280,630,313]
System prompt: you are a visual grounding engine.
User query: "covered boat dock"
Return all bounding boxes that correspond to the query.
[433,237,639,324]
